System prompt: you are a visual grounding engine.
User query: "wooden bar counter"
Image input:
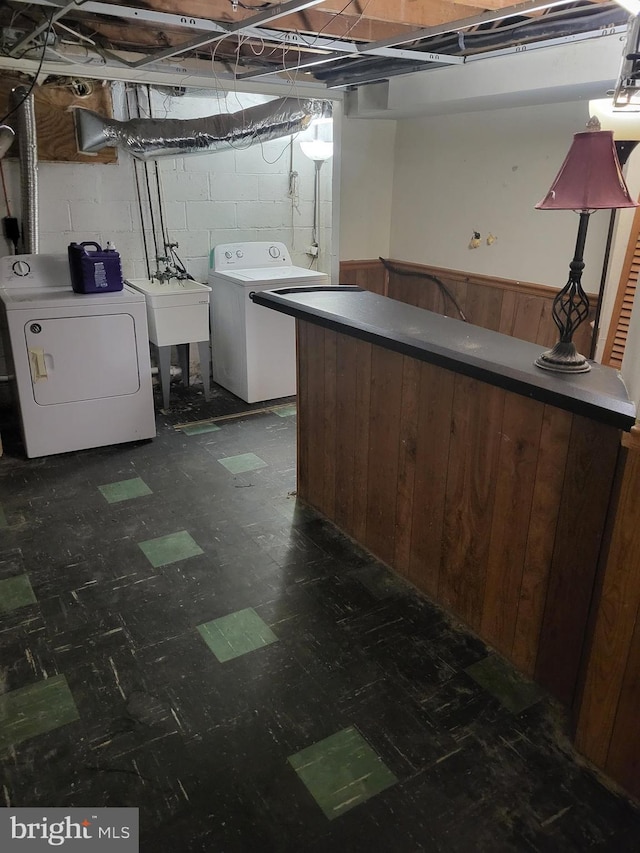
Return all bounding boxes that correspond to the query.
[253,285,639,798]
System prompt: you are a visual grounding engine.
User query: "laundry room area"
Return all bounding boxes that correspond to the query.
[3,2,640,851]
[0,80,336,433]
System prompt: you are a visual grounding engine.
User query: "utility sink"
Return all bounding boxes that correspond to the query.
[126,277,211,347]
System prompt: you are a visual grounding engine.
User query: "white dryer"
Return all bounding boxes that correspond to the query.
[0,254,156,458]
[208,242,328,403]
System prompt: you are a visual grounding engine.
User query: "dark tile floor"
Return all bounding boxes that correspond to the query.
[1,381,640,852]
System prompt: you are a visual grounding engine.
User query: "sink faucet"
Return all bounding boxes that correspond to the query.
[152,242,189,283]
[152,256,174,283]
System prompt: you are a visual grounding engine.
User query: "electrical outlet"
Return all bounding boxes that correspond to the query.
[306,244,319,257]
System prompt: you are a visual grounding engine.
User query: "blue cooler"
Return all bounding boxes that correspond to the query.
[68,241,123,294]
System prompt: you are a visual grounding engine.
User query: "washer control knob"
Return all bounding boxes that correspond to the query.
[269,246,280,258]
[12,260,30,277]
[224,251,233,259]
[236,250,244,259]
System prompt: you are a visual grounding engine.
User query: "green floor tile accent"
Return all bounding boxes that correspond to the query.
[466,654,543,714]
[289,726,397,820]
[217,453,268,475]
[0,674,80,752]
[0,574,37,614]
[0,504,7,529]
[138,530,204,568]
[274,404,297,418]
[98,476,152,504]
[181,423,221,436]
[197,607,277,662]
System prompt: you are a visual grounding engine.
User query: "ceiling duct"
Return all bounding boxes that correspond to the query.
[74,97,332,161]
[13,87,38,253]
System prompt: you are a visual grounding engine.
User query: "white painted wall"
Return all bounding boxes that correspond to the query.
[388,101,609,293]
[339,117,396,260]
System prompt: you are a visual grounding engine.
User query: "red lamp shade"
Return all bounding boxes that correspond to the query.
[536,129,638,211]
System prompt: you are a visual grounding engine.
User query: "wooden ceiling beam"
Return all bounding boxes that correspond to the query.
[317,0,527,24]
[71,17,328,61]
[130,0,538,39]
[129,0,437,41]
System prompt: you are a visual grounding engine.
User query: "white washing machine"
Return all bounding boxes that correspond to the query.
[0,254,156,458]
[208,242,328,403]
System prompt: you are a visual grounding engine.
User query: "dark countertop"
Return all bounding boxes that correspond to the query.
[252,285,636,430]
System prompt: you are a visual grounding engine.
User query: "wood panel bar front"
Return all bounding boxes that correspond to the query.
[296,320,622,708]
[265,284,636,797]
[575,435,640,800]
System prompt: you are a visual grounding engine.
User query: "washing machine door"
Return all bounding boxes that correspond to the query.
[24,313,141,405]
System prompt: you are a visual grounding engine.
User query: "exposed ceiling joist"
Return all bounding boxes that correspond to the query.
[0,0,628,92]
[288,0,592,72]
[8,0,76,56]
[317,0,528,24]
[237,48,463,82]
[0,44,341,97]
[325,22,625,87]
[128,0,327,68]
[14,0,461,63]
[244,0,597,80]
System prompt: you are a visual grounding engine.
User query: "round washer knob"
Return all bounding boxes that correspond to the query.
[12,260,30,277]
[236,250,244,259]
[224,251,233,259]
[269,246,280,258]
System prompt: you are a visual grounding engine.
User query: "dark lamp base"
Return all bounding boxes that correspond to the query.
[534,341,591,374]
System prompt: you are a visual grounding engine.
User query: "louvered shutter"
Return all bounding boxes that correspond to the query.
[603,206,640,369]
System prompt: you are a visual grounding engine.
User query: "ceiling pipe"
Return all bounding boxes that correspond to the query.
[74,96,332,160]
[13,87,39,254]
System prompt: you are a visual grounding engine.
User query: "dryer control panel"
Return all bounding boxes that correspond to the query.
[0,254,72,289]
[212,242,292,272]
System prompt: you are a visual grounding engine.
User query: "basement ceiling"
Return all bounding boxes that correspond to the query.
[0,0,631,91]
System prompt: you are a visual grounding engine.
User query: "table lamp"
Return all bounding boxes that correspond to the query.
[534,118,638,373]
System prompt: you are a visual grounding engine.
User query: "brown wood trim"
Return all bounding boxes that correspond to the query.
[575,442,640,791]
[385,259,595,303]
[339,260,384,271]
[341,258,595,304]
[622,424,640,450]
[534,416,621,706]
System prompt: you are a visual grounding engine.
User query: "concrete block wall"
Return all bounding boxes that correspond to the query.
[0,84,334,404]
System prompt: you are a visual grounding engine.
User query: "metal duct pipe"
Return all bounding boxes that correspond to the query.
[13,87,38,253]
[0,126,15,159]
[74,96,332,161]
